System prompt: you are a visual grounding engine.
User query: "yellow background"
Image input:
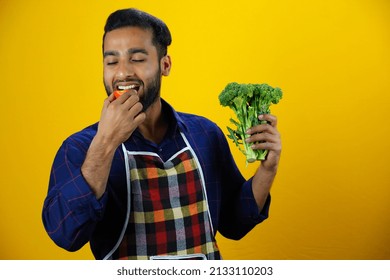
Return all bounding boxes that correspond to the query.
[0,0,389,259]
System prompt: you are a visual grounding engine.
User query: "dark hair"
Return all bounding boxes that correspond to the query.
[103,8,172,59]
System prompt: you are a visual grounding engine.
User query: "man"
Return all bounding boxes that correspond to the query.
[42,8,281,260]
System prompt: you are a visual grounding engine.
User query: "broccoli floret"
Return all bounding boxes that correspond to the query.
[219,82,283,163]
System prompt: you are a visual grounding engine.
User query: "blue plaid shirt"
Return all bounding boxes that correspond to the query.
[42,99,270,259]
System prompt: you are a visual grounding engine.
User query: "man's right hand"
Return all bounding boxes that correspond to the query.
[97,89,146,149]
[81,90,146,199]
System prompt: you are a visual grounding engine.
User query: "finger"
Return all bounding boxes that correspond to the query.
[103,97,112,110]
[128,101,143,117]
[123,94,141,111]
[246,131,279,145]
[127,88,138,96]
[247,122,278,136]
[107,92,116,102]
[259,114,278,127]
[115,89,138,104]
[251,141,281,152]
[133,111,146,126]
[249,133,282,150]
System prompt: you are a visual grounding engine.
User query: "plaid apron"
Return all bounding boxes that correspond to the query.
[113,132,220,260]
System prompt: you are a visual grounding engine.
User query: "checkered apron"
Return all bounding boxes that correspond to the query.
[114,132,220,260]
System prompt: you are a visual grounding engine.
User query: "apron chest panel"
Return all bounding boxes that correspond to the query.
[109,135,221,260]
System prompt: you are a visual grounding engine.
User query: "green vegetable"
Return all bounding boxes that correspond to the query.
[219,82,283,163]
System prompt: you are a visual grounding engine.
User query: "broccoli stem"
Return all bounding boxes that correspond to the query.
[257,149,268,161]
[245,144,257,163]
[240,118,257,163]
[256,119,269,161]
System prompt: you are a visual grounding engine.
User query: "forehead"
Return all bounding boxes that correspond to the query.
[103,26,155,51]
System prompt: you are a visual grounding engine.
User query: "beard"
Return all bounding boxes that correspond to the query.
[104,67,162,112]
[140,69,161,112]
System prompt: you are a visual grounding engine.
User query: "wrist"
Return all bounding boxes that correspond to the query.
[93,131,119,154]
[260,162,278,174]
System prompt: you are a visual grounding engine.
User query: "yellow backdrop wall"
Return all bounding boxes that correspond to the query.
[0,0,389,259]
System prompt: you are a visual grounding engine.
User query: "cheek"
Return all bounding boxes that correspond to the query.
[143,64,161,83]
[143,60,160,77]
[103,79,112,95]
[103,70,112,86]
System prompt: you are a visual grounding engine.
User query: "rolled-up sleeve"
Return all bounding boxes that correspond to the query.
[42,136,107,251]
[238,177,271,224]
[216,126,271,240]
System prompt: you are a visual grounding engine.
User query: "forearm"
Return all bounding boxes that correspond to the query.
[81,92,145,199]
[217,176,272,240]
[246,114,281,211]
[81,133,118,199]
[251,164,277,211]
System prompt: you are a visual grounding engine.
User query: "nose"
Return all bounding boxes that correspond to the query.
[116,60,134,79]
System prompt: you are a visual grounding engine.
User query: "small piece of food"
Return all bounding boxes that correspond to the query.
[114,90,127,99]
[219,82,283,163]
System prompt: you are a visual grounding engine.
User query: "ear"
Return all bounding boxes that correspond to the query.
[160,55,172,76]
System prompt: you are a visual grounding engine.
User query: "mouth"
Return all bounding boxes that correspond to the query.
[115,83,141,93]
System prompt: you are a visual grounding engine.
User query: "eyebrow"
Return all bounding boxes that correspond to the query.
[103,48,149,58]
[128,48,148,55]
[103,50,119,58]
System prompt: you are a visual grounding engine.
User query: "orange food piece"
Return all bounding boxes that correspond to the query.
[113,90,128,99]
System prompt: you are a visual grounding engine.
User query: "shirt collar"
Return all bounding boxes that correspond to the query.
[161,98,188,134]
[131,98,189,142]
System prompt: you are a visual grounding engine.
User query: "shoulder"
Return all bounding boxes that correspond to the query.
[163,99,222,136]
[51,123,99,168]
[178,112,222,134]
[177,112,228,148]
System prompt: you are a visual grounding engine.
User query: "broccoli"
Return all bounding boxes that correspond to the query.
[219,82,283,163]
